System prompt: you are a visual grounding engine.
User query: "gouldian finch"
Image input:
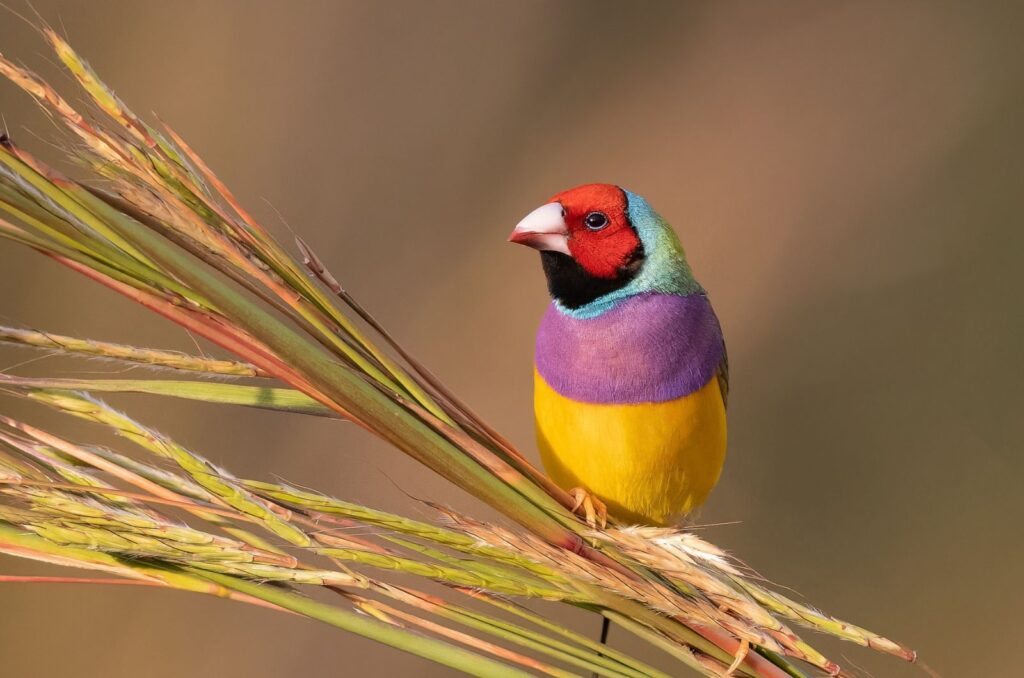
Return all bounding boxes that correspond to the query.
[509,184,728,526]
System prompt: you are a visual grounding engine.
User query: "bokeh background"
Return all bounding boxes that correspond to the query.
[1,1,1022,676]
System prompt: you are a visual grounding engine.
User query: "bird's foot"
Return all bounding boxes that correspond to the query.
[568,487,608,529]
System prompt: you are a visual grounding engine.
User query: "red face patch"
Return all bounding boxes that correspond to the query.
[549,184,640,279]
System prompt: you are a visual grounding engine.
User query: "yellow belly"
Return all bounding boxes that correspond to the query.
[534,370,727,526]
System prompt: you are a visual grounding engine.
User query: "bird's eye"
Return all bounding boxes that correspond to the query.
[584,211,609,231]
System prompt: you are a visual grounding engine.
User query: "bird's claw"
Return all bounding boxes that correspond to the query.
[568,487,608,529]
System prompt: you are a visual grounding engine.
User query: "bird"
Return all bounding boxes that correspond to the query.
[509,183,728,527]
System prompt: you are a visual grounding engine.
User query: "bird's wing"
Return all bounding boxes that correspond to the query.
[716,341,729,410]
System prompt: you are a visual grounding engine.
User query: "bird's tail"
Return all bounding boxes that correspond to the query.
[591,617,611,678]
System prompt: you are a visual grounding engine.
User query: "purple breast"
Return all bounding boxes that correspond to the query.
[535,293,724,404]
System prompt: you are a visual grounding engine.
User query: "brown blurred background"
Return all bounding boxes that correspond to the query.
[1,1,1022,676]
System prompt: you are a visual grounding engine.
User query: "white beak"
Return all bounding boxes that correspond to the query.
[508,202,570,255]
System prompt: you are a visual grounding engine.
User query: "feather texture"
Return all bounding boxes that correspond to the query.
[535,293,724,405]
[534,369,726,525]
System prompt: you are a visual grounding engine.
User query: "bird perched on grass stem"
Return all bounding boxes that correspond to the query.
[509,184,728,527]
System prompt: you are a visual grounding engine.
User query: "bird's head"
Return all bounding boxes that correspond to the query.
[509,183,701,315]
